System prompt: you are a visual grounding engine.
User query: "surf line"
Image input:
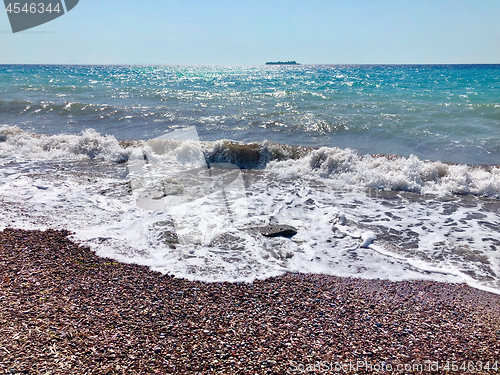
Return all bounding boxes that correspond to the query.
[332,219,497,290]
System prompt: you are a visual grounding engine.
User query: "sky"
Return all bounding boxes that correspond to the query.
[1,0,500,65]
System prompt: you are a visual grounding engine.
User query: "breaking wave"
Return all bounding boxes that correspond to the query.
[1,126,499,198]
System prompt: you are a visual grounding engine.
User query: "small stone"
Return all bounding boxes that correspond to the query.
[255,225,298,238]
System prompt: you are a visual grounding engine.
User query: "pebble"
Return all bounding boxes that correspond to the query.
[1,228,500,374]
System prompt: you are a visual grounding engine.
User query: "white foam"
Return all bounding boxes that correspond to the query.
[1,127,500,293]
[2,126,498,199]
[0,125,130,162]
[266,147,500,198]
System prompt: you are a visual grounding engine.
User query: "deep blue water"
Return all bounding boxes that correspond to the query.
[1,64,499,165]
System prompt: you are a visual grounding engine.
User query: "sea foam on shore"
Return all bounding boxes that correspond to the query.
[1,126,500,293]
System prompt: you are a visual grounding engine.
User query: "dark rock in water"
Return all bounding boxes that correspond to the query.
[152,221,179,249]
[256,225,298,238]
[159,230,179,249]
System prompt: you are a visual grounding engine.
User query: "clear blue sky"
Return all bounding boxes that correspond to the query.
[1,0,499,65]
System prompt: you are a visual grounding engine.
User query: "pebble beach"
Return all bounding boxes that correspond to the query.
[1,228,500,374]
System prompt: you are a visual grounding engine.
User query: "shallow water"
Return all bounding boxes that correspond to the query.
[0,127,499,293]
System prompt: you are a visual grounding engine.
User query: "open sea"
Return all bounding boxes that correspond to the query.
[1,64,499,293]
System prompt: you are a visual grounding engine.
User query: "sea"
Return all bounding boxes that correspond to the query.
[1,64,499,294]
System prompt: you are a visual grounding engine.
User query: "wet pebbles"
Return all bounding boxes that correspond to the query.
[1,228,499,374]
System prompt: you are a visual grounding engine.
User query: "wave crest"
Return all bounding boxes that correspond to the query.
[266,147,500,197]
[2,126,499,198]
[0,126,130,162]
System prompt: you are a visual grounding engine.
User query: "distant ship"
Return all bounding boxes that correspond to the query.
[265,61,299,65]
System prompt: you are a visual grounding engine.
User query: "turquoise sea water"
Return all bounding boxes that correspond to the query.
[1,64,499,165]
[1,65,500,293]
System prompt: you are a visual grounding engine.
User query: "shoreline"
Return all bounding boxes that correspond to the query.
[1,228,500,374]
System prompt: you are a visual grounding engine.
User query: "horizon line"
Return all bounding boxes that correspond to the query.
[1,63,500,67]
